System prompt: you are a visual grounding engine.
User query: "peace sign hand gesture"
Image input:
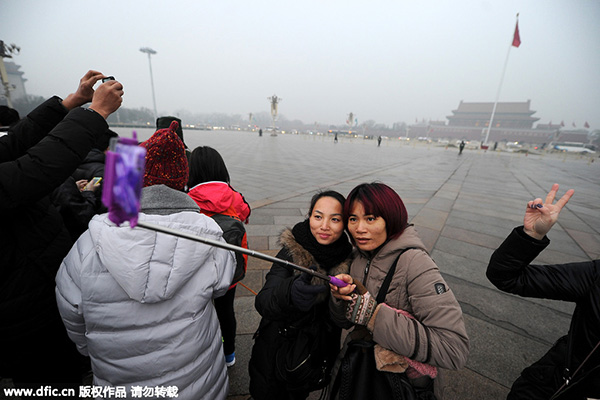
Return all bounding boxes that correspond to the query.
[523,183,574,240]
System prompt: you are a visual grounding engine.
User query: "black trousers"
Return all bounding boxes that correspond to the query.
[214,285,237,356]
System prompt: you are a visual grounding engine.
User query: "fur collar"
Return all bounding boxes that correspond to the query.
[279,228,350,284]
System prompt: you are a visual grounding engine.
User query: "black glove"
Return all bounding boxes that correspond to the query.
[290,268,327,312]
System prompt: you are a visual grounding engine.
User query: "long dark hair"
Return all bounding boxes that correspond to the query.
[188,146,230,187]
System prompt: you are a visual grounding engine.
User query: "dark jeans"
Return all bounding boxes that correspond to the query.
[214,286,237,356]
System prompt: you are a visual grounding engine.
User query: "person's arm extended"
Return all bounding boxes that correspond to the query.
[0,108,108,207]
[487,226,598,302]
[254,249,301,321]
[0,71,123,207]
[486,183,592,301]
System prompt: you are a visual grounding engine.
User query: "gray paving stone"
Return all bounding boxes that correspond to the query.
[434,236,496,264]
[442,368,509,400]
[431,250,497,290]
[440,225,505,250]
[460,314,550,389]
[448,276,572,344]
[273,216,304,226]
[445,214,518,240]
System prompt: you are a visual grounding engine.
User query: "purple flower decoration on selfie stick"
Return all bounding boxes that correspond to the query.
[102,131,146,227]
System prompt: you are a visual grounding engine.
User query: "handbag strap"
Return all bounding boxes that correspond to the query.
[376,247,417,304]
[550,339,600,400]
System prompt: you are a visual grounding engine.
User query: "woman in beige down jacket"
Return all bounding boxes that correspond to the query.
[329,182,469,399]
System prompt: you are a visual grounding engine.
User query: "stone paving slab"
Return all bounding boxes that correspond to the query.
[447,276,572,344]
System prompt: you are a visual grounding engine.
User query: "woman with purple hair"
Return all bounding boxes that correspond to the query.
[329,182,469,400]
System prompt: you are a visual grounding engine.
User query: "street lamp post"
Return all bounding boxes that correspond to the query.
[139,47,158,122]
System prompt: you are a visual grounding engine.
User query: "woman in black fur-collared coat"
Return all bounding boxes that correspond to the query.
[249,190,352,400]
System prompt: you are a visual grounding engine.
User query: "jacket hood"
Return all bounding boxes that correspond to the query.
[188,181,251,222]
[87,210,224,304]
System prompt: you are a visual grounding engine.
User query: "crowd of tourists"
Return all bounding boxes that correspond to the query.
[1,70,597,400]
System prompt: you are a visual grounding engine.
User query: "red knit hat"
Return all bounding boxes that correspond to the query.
[140,120,189,191]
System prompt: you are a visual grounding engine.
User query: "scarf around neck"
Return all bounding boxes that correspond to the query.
[291,219,352,270]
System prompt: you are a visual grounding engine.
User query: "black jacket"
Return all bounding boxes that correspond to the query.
[51,148,108,241]
[0,96,108,381]
[487,226,600,399]
[249,229,349,399]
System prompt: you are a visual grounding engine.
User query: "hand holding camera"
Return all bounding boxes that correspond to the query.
[62,70,105,110]
[90,75,124,119]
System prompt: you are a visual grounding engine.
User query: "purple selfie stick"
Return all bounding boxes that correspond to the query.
[103,134,348,288]
[329,275,349,288]
[135,221,349,288]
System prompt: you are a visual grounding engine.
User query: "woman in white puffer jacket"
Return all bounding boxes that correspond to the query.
[55,123,235,400]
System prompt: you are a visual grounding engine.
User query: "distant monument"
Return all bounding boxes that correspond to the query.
[267,94,282,136]
[347,112,354,133]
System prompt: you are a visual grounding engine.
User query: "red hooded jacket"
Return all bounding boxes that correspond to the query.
[188,182,251,288]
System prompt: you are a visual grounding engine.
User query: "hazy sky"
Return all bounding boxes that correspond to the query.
[2,0,599,128]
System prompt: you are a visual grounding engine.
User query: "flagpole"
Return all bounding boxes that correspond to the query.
[484,13,519,145]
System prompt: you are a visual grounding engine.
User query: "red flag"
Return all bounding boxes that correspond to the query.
[512,21,521,47]
[584,121,590,128]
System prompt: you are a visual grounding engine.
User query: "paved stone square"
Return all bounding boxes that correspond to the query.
[5,129,598,399]
[170,131,597,400]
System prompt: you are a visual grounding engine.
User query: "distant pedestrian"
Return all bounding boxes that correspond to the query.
[334,132,338,143]
[493,141,498,151]
[377,135,382,147]
[259,128,263,137]
[459,140,465,155]
[487,184,599,399]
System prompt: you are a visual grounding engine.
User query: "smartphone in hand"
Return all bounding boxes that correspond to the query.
[82,177,103,191]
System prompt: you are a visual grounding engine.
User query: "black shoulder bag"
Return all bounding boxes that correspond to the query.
[331,248,436,400]
[274,303,340,393]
